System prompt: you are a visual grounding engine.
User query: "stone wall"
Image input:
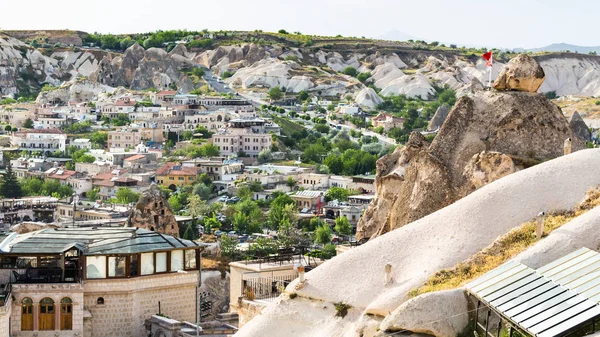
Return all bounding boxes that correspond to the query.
[0,296,11,337]
[11,283,85,337]
[232,300,265,328]
[83,271,199,337]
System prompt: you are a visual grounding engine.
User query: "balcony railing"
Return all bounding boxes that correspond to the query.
[11,268,79,284]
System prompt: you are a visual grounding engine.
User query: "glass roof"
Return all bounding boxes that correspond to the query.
[0,227,205,255]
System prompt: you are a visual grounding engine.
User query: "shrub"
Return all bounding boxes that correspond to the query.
[334,302,352,318]
[545,91,557,99]
[342,66,357,77]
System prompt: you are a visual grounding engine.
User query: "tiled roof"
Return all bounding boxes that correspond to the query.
[156,162,200,177]
[46,169,77,180]
[293,190,323,198]
[123,154,146,162]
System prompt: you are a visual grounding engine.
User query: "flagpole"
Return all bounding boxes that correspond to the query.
[489,53,493,88]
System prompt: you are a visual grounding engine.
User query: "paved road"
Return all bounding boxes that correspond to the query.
[198,66,237,95]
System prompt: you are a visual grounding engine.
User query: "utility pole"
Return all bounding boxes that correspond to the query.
[196,253,202,337]
[72,193,78,227]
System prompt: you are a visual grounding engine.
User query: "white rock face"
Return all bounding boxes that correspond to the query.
[235,149,600,337]
[380,74,435,99]
[227,58,313,93]
[537,56,600,96]
[355,87,383,110]
[380,289,469,337]
[370,63,405,88]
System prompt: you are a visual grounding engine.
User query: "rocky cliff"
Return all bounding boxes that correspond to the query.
[357,56,585,240]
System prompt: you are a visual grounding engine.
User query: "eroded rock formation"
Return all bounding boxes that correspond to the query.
[493,54,545,92]
[569,111,591,142]
[357,87,585,240]
[126,184,179,237]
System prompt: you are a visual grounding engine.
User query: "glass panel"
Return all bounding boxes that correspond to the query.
[141,253,154,275]
[156,252,167,273]
[0,256,16,268]
[130,255,139,277]
[16,257,38,269]
[171,250,184,272]
[86,256,107,279]
[108,256,126,277]
[185,250,197,269]
[39,256,60,268]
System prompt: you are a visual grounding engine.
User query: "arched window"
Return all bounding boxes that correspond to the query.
[96,297,104,305]
[39,297,55,330]
[60,297,73,330]
[21,298,33,331]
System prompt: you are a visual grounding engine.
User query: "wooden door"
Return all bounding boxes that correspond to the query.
[39,298,55,331]
[60,298,72,330]
[21,299,33,331]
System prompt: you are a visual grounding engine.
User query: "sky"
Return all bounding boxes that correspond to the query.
[2,0,599,49]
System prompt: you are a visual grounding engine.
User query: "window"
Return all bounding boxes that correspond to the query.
[21,298,33,331]
[39,298,55,330]
[60,298,73,330]
[16,257,38,269]
[129,255,139,277]
[96,297,104,305]
[156,252,167,273]
[171,250,184,272]
[141,253,154,275]
[108,256,126,277]
[185,250,197,270]
[86,256,107,279]
[40,256,60,268]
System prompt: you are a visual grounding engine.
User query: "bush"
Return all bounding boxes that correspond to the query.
[545,91,557,99]
[356,72,370,83]
[334,302,352,318]
[222,70,235,79]
[342,66,357,77]
[278,29,289,34]
[313,124,330,134]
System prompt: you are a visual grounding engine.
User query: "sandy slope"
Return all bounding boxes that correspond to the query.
[235,149,600,337]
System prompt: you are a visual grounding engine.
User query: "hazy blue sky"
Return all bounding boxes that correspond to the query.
[1,0,597,48]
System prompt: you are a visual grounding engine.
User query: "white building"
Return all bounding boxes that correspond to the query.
[339,105,360,115]
[211,118,272,158]
[70,139,92,150]
[11,128,67,153]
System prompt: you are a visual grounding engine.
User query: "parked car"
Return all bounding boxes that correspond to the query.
[238,234,250,243]
[226,196,240,204]
[218,196,228,202]
[227,231,238,239]
[214,230,224,237]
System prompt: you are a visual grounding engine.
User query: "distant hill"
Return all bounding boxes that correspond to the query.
[527,43,600,54]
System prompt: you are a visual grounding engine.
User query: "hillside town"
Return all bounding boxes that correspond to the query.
[3,2,600,336]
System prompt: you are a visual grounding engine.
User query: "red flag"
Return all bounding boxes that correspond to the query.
[482,51,493,67]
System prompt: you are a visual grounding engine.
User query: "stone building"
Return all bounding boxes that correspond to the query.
[127,184,180,237]
[0,226,204,337]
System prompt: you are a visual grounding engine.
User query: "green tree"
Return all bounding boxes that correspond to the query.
[342,66,358,77]
[115,187,140,204]
[90,132,108,148]
[100,34,120,49]
[220,235,239,258]
[187,194,208,222]
[193,183,213,200]
[23,118,34,129]
[297,91,309,101]
[168,194,183,212]
[326,187,350,202]
[313,124,330,134]
[334,216,352,236]
[285,176,298,190]
[267,87,283,101]
[357,72,370,83]
[204,213,222,233]
[119,37,134,50]
[257,149,272,164]
[0,165,22,198]
[192,67,205,77]
[237,186,252,200]
[268,195,297,229]
[324,154,343,175]
[87,188,99,201]
[182,223,197,241]
[315,224,332,245]
[302,143,327,163]
[4,125,12,132]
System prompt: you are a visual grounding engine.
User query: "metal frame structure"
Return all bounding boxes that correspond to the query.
[466,248,600,337]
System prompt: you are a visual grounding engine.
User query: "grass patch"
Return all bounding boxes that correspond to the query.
[271,116,305,135]
[408,187,600,297]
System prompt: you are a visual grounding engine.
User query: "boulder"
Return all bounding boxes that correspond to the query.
[427,103,450,131]
[493,54,545,92]
[379,289,469,337]
[357,90,585,240]
[569,111,591,142]
[355,87,383,110]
